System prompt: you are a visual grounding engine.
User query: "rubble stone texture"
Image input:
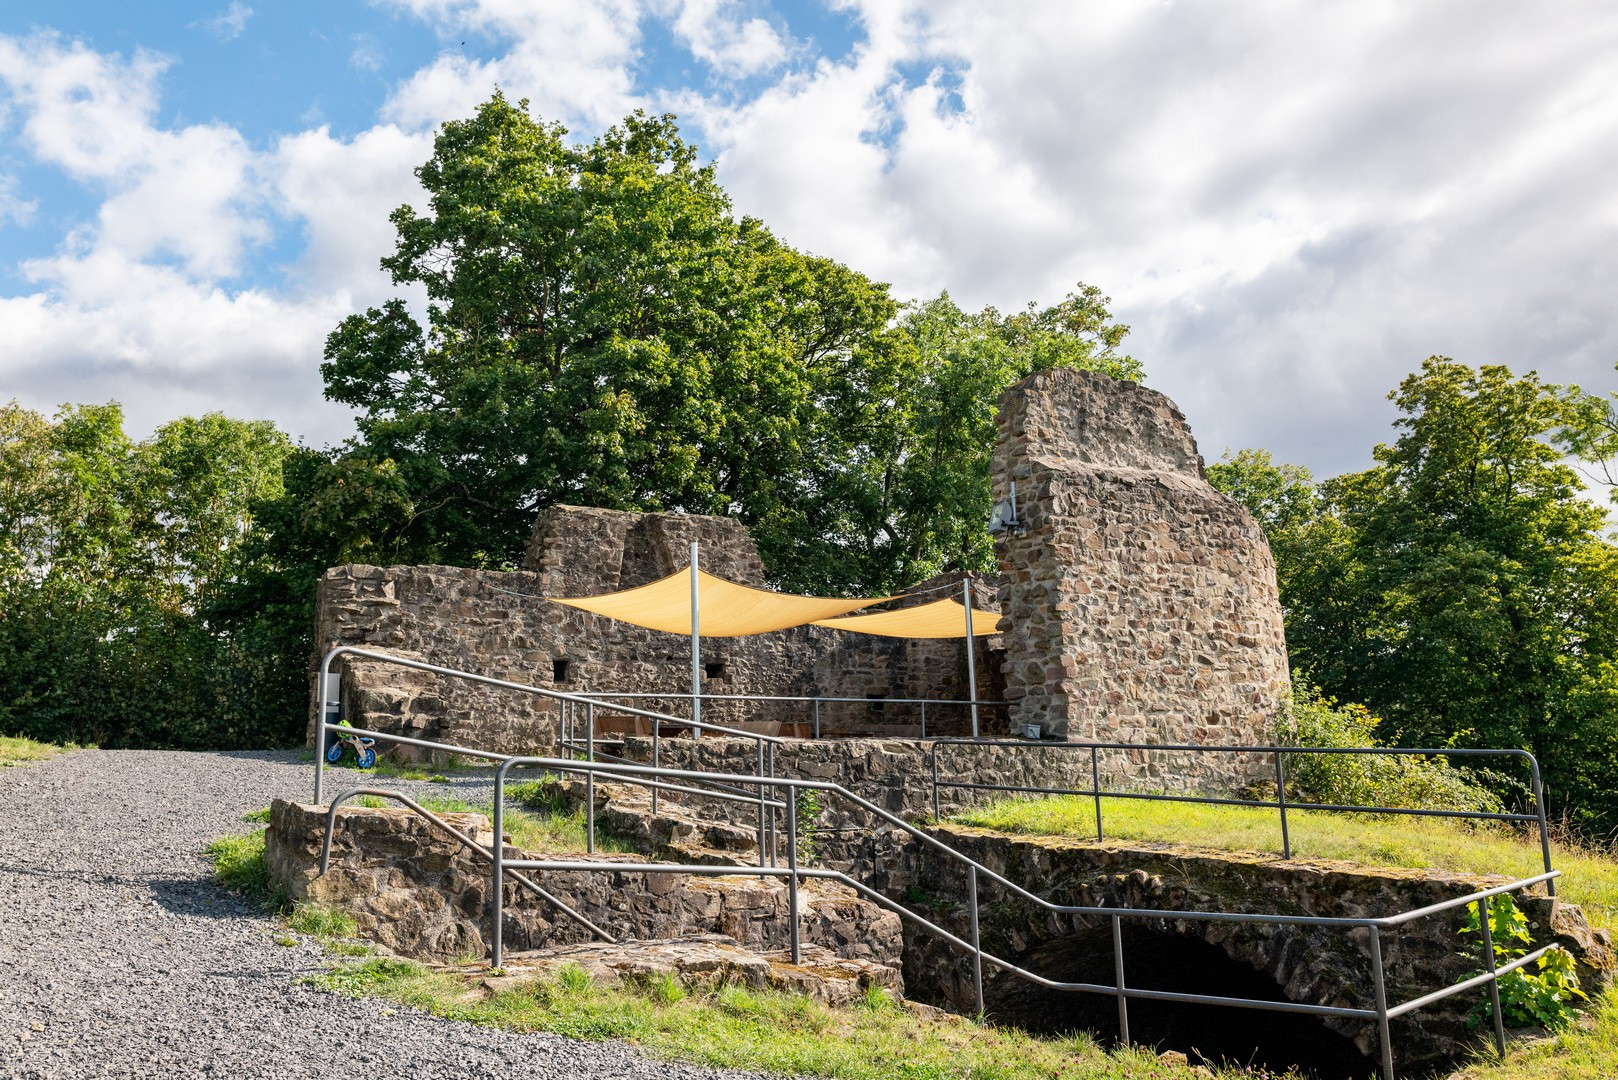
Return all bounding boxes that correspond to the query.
[266,799,905,978]
[312,507,1003,754]
[992,367,1291,781]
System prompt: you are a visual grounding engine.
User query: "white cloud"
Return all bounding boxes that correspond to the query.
[197,2,254,43]
[4,1,1618,475]
[671,0,1618,474]
[0,173,36,225]
[376,0,644,132]
[668,0,789,78]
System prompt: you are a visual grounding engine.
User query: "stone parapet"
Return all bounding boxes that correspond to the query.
[265,798,904,975]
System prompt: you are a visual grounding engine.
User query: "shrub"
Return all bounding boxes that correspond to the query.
[1274,682,1503,814]
[1457,894,1585,1029]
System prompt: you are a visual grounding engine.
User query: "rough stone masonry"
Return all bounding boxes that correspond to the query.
[990,367,1290,781]
[313,366,1289,789]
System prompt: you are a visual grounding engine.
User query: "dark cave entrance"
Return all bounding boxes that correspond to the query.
[984,927,1381,1079]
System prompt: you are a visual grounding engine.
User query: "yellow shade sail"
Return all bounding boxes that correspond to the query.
[551,567,892,637]
[812,597,1002,639]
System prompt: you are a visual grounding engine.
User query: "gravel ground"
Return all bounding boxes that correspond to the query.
[0,749,768,1080]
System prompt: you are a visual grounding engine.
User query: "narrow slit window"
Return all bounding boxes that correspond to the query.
[552,658,571,683]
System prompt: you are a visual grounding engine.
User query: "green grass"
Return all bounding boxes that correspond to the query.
[307,958,1283,1080]
[0,734,81,767]
[950,795,1618,929]
[288,903,358,941]
[204,830,284,910]
[1449,991,1618,1080]
[349,785,636,855]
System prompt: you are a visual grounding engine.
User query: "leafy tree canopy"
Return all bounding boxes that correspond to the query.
[318,93,1138,592]
[1211,358,1618,836]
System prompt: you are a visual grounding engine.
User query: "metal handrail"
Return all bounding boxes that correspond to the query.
[926,738,1556,896]
[571,690,1010,739]
[318,786,618,943]
[480,754,1560,1080]
[315,646,785,849]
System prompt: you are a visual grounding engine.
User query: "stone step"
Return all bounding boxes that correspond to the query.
[475,933,901,1007]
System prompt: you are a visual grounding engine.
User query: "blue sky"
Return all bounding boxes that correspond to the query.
[3,1,1617,480]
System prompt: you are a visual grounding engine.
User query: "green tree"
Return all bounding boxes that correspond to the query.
[0,401,297,748]
[320,93,899,581]
[1219,360,1618,834]
[816,288,1140,590]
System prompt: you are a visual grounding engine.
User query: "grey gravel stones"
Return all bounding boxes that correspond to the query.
[0,749,767,1080]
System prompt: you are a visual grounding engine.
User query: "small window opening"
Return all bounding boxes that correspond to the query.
[552,658,571,683]
[866,694,887,716]
[704,661,727,681]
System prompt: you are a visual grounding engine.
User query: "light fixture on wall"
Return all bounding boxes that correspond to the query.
[987,481,1022,535]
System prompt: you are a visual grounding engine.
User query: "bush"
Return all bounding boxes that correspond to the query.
[1458,894,1585,1029]
[1275,682,1503,813]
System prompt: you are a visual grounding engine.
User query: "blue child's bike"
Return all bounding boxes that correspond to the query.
[326,732,377,769]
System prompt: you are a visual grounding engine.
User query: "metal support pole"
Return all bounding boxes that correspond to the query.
[920,700,927,739]
[1111,914,1129,1045]
[586,703,596,854]
[1275,750,1292,859]
[690,539,702,734]
[1091,746,1103,842]
[1370,927,1393,1080]
[968,866,985,1015]
[1478,899,1507,1058]
[787,785,802,964]
[813,698,820,740]
[963,578,979,739]
[492,768,506,969]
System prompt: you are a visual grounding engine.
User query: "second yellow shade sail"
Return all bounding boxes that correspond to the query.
[550,567,892,637]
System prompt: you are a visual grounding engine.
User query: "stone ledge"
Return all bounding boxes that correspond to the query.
[475,934,901,1007]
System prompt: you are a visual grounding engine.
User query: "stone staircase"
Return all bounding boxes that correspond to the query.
[265,781,905,1003]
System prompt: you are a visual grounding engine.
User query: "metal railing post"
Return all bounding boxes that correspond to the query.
[1530,756,1554,896]
[492,764,507,969]
[931,746,942,821]
[757,741,768,865]
[768,742,779,869]
[1091,746,1103,842]
[813,698,820,740]
[1111,914,1129,1045]
[920,700,926,739]
[787,785,801,964]
[586,702,596,854]
[1275,750,1292,859]
[1478,899,1507,1058]
[1370,927,1393,1080]
[968,866,984,1015]
[652,711,661,815]
[314,657,337,805]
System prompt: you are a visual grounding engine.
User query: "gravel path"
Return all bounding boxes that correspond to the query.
[0,749,768,1080]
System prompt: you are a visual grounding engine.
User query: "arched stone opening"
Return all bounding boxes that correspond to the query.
[984,926,1378,1079]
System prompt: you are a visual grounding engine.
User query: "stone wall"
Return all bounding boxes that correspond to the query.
[991,367,1290,784]
[311,506,1005,754]
[617,734,1200,879]
[266,799,904,973]
[890,825,1613,1070]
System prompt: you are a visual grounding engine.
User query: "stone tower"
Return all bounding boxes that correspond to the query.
[991,367,1289,776]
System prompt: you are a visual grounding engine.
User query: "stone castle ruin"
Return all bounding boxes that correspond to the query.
[313,366,1290,786]
[289,367,1614,1076]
